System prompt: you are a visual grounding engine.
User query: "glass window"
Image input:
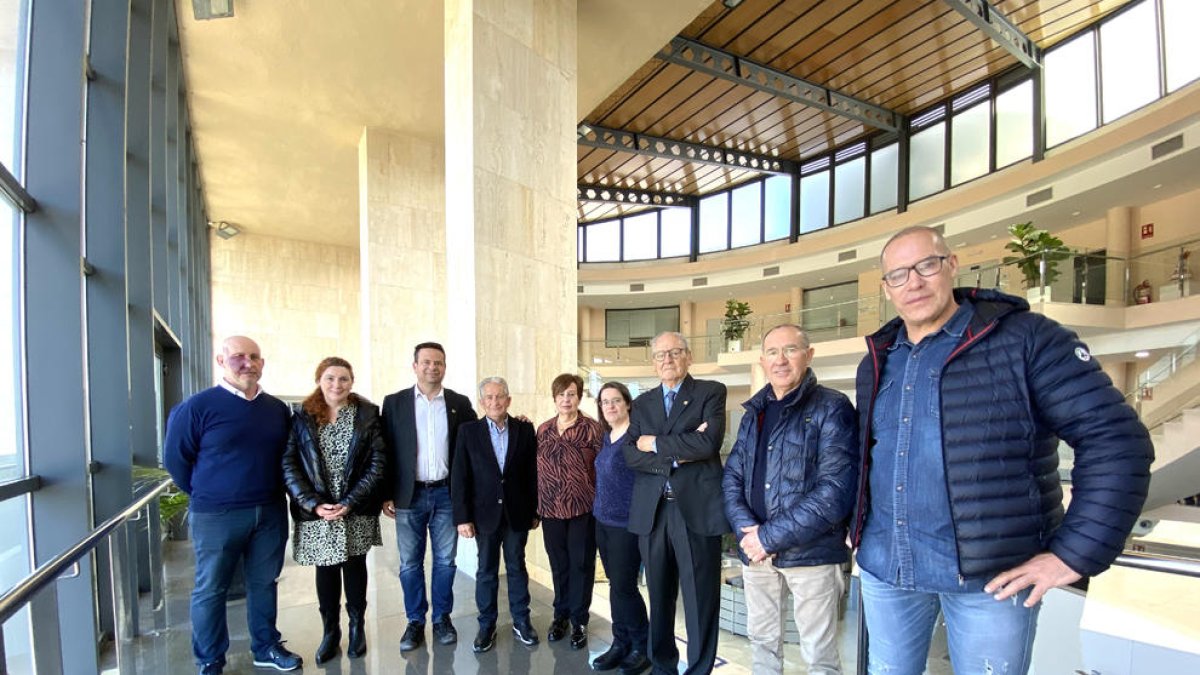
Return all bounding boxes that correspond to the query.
[698,192,729,253]
[577,227,583,263]
[660,207,691,258]
[908,122,945,200]
[622,212,658,261]
[799,170,830,234]
[951,103,990,185]
[833,157,865,224]
[1163,0,1200,92]
[870,144,898,213]
[0,196,29,673]
[730,182,762,248]
[1045,34,1098,147]
[995,80,1033,167]
[585,219,620,262]
[606,307,680,348]
[763,175,791,241]
[0,0,30,174]
[1100,1,1159,123]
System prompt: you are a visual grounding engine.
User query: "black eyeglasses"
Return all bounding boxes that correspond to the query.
[882,255,948,288]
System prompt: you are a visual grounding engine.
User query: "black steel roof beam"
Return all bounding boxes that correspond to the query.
[661,37,902,133]
[577,123,796,175]
[944,0,1041,69]
[577,183,698,208]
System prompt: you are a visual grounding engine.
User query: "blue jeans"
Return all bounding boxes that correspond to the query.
[395,484,458,623]
[189,502,288,664]
[860,568,1040,675]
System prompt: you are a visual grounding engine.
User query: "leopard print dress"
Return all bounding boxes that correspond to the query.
[292,404,382,566]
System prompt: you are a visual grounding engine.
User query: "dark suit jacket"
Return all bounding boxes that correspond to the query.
[451,416,539,535]
[623,374,728,537]
[380,386,477,508]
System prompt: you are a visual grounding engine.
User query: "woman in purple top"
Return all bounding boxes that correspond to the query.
[591,382,650,674]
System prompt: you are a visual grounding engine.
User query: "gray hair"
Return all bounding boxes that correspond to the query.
[761,323,810,350]
[880,226,951,266]
[478,376,510,399]
[651,331,690,353]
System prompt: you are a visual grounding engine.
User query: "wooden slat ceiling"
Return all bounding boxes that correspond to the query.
[577,0,1133,222]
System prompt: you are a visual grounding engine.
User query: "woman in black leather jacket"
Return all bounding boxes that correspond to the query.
[282,356,386,664]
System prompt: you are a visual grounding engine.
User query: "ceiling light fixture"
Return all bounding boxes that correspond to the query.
[193,0,234,20]
[1152,183,1163,189]
[723,0,745,8]
[577,124,592,139]
[1134,350,1150,358]
[213,221,241,240]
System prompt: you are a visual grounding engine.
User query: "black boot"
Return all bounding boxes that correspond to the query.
[315,607,341,664]
[346,603,367,658]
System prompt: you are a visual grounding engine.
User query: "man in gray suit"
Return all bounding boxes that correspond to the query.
[381,342,477,651]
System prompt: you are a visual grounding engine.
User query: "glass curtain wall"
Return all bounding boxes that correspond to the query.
[577,0,1193,265]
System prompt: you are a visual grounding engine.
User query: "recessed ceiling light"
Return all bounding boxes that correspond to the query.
[1135,350,1150,358]
[1071,211,1081,217]
[956,242,967,248]
[1152,184,1163,189]
[989,234,997,239]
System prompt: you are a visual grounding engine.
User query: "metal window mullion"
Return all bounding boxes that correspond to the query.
[788,172,799,243]
[942,104,952,191]
[826,162,835,230]
[725,189,732,252]
[897,119,911,214]
[1093,28,1104,129]
[1155,0,1167,97]
[689,201,700,263]
[656,209,662,259]
[758,177,766,243]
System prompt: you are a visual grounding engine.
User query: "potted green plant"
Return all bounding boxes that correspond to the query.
[133,465,190,540]
[1002,222,1070,302]
[722,299,752,352]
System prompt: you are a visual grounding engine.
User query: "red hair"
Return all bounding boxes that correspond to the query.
[301,357,360,425]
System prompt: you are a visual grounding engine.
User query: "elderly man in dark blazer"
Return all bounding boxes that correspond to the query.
[451,376,541,654]
[624,331,728,675]
[380,342,477,651]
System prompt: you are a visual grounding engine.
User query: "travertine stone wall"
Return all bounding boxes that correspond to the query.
[210,232,361,400]
[358,129,450,402]
[444,0,578,424]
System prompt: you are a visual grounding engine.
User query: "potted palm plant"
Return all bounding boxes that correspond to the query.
[1003,222,1070,302]
[722,299,752,352]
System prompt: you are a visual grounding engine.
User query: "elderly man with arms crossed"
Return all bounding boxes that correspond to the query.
[624,331,727,675]
[853,226,1152,674]
[164,336,302,675]
[723,324,857,674]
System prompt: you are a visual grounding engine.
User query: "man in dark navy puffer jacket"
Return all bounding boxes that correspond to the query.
[723,324,857,674]
[853,226,1152,675]
[164,335,302,675]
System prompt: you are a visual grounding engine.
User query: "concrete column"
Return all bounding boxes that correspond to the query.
[579,305,593,366]
[751,362,766,394]
[358,129,447,402]
[443,0,578,423]
[790,286,804,325]
[1101,360,1128,394]
[1106,206,1133,306]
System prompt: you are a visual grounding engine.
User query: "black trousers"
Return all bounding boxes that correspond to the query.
[542,513,597,626]
[315,553,368,613]
[639,500,721,675]
[475,514,531,630]
[597,520,648,655]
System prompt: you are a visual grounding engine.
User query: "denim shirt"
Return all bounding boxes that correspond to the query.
[858,300,986,593]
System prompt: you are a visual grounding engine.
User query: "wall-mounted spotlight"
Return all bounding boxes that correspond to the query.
[193,0,234,21]
[577,123,593,139]
[723,0,744,8]
[211,221,241,240]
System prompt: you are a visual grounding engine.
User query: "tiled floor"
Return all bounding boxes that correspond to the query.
[117,524,876,674]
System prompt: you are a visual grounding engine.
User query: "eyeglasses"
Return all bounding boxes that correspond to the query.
[599,398,625,408]
[651,348,687,362]
[763,345,806,359]
[882,255,948,288]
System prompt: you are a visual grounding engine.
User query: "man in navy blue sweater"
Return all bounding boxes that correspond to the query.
[164,336,302,675]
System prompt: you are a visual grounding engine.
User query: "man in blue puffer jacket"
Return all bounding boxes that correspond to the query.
[723,324,858,674]
[853,226,1152,675]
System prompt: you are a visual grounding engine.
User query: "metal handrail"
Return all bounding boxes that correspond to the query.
[0,477,173,626]
[1112,550,1200,579]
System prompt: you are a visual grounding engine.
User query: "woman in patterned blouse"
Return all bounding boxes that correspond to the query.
[536,372,604,649]
[282,357,386,664]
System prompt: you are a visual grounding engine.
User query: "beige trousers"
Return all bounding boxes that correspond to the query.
[741,559,844,674]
